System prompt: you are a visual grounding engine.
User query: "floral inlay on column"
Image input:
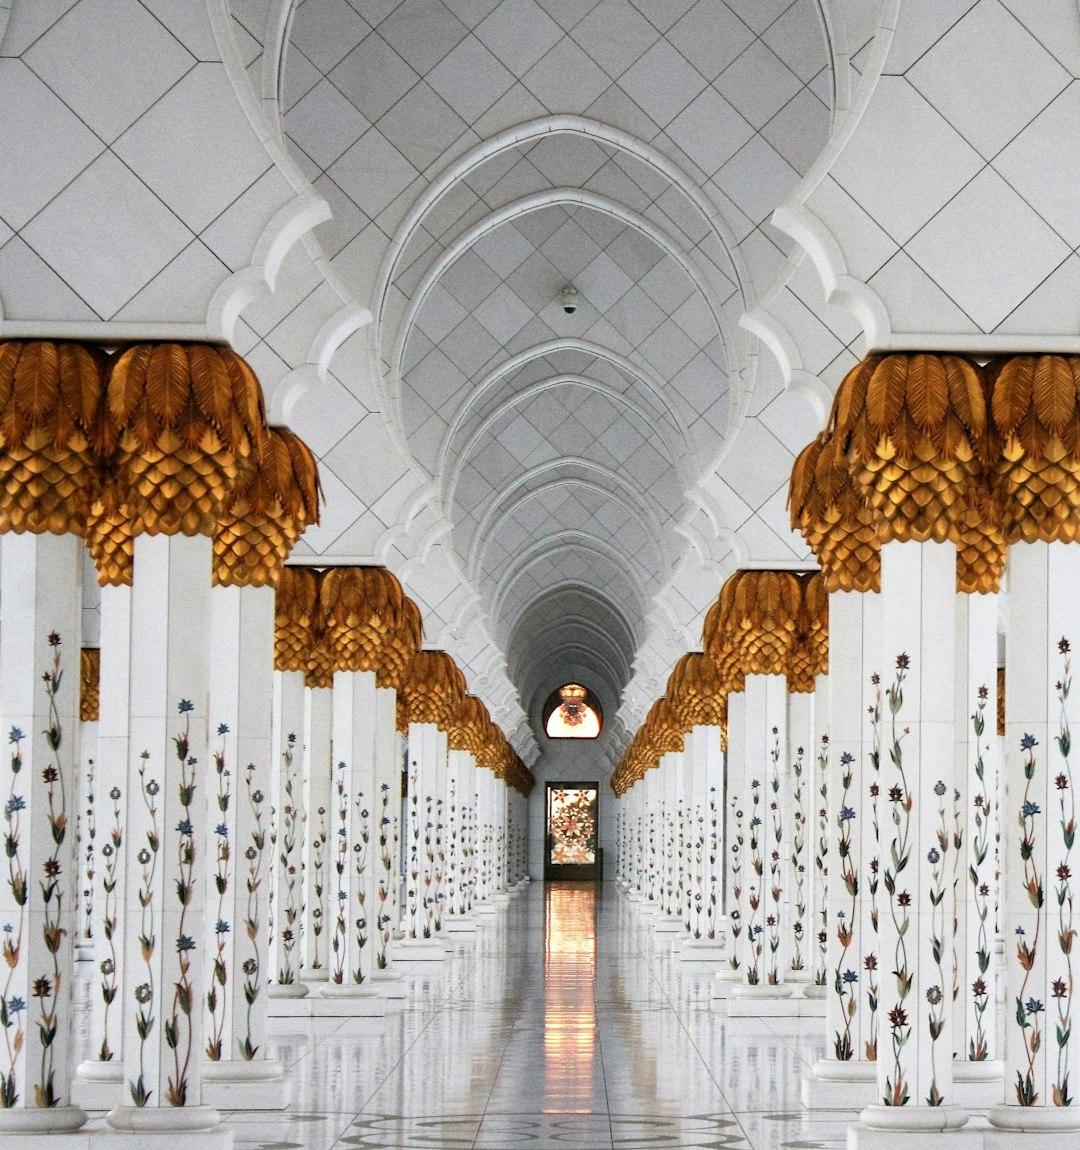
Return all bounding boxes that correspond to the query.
[767,729,783,985]
[332,761,348,984]
[834,750,858,1061]
[376,783,394,967]
[1016,727,1044,1106]
[80,756,95,949]
[790,741,807,976]
[130,751,159,1107]
[815,734,829,988]
[866,671,882,1061]
[276,734,301,985]
[1051,640,1074,1106]
[727,794,742,968]
[881,655,914,1108]
[310,807,325,971]
[239,763,265,1058]
[0,732,26,1107]
[967,684,993,1062]
[99,782,122,1061]
[747,778,763,984]
[206,724,231,1061]
[351,792,369,984]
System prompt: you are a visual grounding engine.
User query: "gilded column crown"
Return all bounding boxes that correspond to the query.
[701,594,745,694]
[646,697,684,756]
[786,571,829,692]
[319,566,421,689]
[213,426,322,587]
[990,355,1080,544]
[788,430,881,593]
[103,343,266,538]
[80,647,101,723]
[274,566,321,673]
[449,694,490,754]
[475,721,507,773]
[401,649,467,730]
[667,652,729,749]
[708,569,802,678]
[830,354,999,577]
[0,340,110,537]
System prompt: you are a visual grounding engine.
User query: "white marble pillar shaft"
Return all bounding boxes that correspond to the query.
[270,671,306,994]
[301,686,332,980]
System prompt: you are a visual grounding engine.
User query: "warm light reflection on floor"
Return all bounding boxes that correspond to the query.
[543,882,598,1113]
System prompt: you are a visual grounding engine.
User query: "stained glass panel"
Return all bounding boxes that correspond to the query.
[547,786,598,865]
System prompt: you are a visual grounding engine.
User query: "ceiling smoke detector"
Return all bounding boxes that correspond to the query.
[560,285,579,314]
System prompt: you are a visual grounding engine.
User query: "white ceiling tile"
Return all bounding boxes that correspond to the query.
[329,32,421,123]
[521,34,612,113]
[441,248,502,309]
[475,0,564,75]
[415,282,470,341]
[714,133,799,226]
[883,0,979,73]
[908,0,1070,160]
[407,344,469,413]
[605,227,665,279]
[639,256,694,314]
[280,42,323,112]
[670,292,717,347]
[198,165,293,271]
[0,60,103,232]
[721,0,797,36]
[907,167,1069,332]
[638,317,697,377]
[506,249,563,312]
[666,88,754,177]
[379,0,469,75]
[286,78,371,170]
[471,82,551,137]
[441,0,504,27]
[0,0,78,56]
[25,0,194,144]
[139,0,220,60]
[714,38,803,130]
[606,284,665,344]
[526,135,610,187]
[628,0,697,34]
[865,251,980,337]
[377,81,470,171]
[671,351,727,417]
[280,373,368,457]
[297,459,368,553]
[473,224,536,276]
[291,0,372,73]
[666,3,755,82]
[583,84,662,142]
[576,250,634,312]
[474,282,535,342]
[311,173,370,259]
[830,76,984,245]
[113,64,271,233]
[569,0,658,79]
[761,0,828,83]
[513,205,566,247]
[994,83,1080,247]
[22,151,191,319]
[539,217,604,278]
[1001,0,1080,75]
[328,126,420,217]
[617,39,707,127]
[994,252,1080,337]
[0,235,97,321]
[759,85,830,176]
[427,34,516,121]
[534,0,602,33]
[112,239,229,324]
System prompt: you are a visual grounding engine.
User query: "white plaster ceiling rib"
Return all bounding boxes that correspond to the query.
[517,635,629,704]
[509,585,638,671]
[465,460,670,584]
[472,478,666,591]
[390,188,733,429]
[489,532,650,635]
[443,368,692,505]
[373,115,751,361]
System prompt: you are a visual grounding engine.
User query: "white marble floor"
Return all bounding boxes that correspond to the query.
[76,883,858,1148]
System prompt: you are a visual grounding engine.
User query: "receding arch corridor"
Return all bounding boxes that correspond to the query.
[75,883,854,1149]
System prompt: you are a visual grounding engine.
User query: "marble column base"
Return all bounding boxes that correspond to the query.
[987,1104,1080,1135]
[678,938,725,962]
[490,891,511,904]
[636,901,660,918]
[371,968,408,999]
[710,969,743,999]
[801,1058,876,1109]
[72,1058,124,1109]
[269,989,387,1018]
[728,983,827,1018]
[849,1125,1080,1150]
[443,916,478,933]
[202,1058,291,1109]
[953,1061,1005,1108]
[74,940,95,962]
[104,1104,229,1149]
[0,1106,88,1138]
[388,938,448,961]
[473,903,500,917]
[802,982,828,998]
[268,981,309,998]
[651,914,683,934]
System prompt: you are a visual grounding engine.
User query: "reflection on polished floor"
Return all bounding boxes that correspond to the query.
[76,883,856,1148]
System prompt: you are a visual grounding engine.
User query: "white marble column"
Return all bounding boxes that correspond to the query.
[444,749,477,933]
[682,724,726,962]
[654,751,683,937]
[988,541,1080,1138]
[0,533,87,1135]
[716,692,746,994]
[203,583,288,1107]
[804,590,882,1107]
[269,671,307,999]
[371,685,404,985]
[855,541,966,1136]
[105,533,226,1144]
[953,590,1003,1104]
[301,686,332,985]
[74,584,131,1108]
[787,690,814,982]
[394,723,445,957]
[327,669,381,997]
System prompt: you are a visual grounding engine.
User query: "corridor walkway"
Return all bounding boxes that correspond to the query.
[77,883,856,1149]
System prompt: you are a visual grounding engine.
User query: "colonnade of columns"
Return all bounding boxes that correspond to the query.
[0,341,532,1147]
[615,352,1080,1147]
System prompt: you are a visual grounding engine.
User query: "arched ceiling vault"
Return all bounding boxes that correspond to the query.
[282,0,834,751]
